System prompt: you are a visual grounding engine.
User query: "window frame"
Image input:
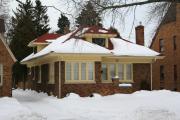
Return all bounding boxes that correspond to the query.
[65,62,95,83]
[101,63,133,83]
[159,39,164,53]
[0,64,3,86]
[173,36,177,50]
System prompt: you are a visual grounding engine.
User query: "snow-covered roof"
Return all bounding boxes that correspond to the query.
[21,30,160,63]
[110,38,160,56]
[21,32,111,62]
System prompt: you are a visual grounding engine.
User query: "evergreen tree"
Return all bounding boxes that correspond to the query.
[56,14,70,34]
[109,26,121,38]
[75,1,101,27]
[34,0,50,37]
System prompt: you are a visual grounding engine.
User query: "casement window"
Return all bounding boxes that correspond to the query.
[159,39,164,52]
[101,63,133,82]
[0,64,3,86]
[92,38,106,47]
[160,65,164,81]
[37,66,41,83]
[48,63,55,84]
[173,36,177,50]
[65,62,94,82]
[174,65,177,81]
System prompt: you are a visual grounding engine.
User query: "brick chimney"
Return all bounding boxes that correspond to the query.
[135,23,144,46]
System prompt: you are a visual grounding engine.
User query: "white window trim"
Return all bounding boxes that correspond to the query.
[101,63,133,83]
[65,62,95,84]
[0,64,3,86]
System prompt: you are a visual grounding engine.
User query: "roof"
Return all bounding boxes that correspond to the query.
[21,32,111,62]
[0,35,16,62]
[150,3,177,48]
[21,29,160,62]
[33,33,62,43]
[110,38,160,56]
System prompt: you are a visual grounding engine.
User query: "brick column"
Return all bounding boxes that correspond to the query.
[95,62,101,84]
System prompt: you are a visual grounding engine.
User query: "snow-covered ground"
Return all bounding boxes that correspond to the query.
[0,89,180,120]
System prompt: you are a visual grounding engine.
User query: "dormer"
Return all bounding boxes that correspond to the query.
[75,26,117,48]
[28,33,61,52]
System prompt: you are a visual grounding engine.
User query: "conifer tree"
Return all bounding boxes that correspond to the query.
[9,0,35,86]
[34,0,50,37]
[56,14,70,34]
[75,1,101,27]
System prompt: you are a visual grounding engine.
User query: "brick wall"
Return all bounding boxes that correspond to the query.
[0,39,14,97]
[151,3,180,91]
[60,61,150,98]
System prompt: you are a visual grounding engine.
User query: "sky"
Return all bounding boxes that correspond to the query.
[9,0,159,47]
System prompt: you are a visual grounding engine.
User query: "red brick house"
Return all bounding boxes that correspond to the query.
[150,3,180,91]
[21,26,162,98]
[0,19,16,97]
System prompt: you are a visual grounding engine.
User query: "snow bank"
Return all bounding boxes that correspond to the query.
[1,89,180,120]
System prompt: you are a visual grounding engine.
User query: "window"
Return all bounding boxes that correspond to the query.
[48,63,55,84]
[92,38,106,47]
[73,63,79,80]
[88,63,94,80]
[81,63,86,80]
[37,66,41,83]
[160,65,164,81]
[173,36,176,50]
[0,64,3,86]
[110,64,116,79]
[65,62,94,82]
[126,64,132,80]
[101,63,133,82]
[174,65,177,81]
[159,39,164,52]
[102,64,107,80]
[118,64,124,80]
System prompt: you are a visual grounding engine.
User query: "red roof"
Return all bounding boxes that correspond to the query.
[33,33,62,43]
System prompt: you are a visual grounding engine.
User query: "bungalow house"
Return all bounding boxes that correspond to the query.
[21,25,163,98]
[0,19,16,97]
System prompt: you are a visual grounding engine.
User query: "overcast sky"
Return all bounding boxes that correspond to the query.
[9,0,159,47]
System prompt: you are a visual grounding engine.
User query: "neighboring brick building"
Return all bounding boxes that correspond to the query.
[21,26,162,98]
[150,3,180,91]
[0,19,16,97]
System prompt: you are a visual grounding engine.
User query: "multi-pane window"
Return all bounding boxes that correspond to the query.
[65,62,94,81]
[160,65,164,81]
[159,39,164,52]
[0,64,3,86]
[101,63,133,81]
[92,38,106,47]
[174,65,177,81]
[173,36,177,50]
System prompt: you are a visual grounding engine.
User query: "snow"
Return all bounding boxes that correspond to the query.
[110,38,160,56]
[98,29,108,33]
[0,89,180,120]
[21,53,34,62]
[119,83,132,87]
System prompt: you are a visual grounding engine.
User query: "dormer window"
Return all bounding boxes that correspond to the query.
[92,38,106,47]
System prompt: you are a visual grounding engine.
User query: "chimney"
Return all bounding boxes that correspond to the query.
[135,22,144,46]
